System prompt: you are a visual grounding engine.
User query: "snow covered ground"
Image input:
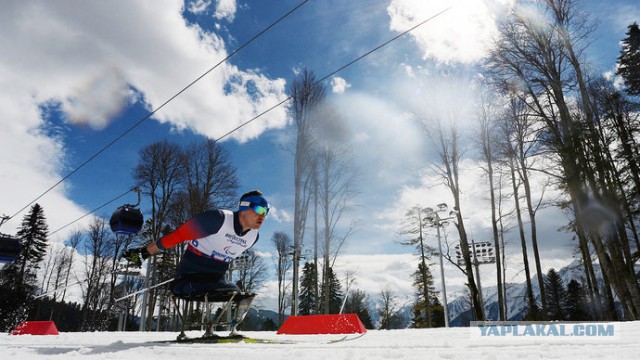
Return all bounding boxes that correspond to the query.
[2,321,639,360]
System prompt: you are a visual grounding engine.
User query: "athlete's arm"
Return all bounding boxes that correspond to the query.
[148,210,226,254]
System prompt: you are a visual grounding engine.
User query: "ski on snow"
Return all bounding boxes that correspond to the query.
[155,333,365,345]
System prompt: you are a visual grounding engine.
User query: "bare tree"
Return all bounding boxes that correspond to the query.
[271,231,293,325]
[134,140,185,329]
[39,244,59,297]
[486,0,640,319]
[495,172,514,318]
[316,150,358,313]
[429,113,484,321]
[492,94,552,319]
[40,243,73,303]
[135,140,186,241]
[475,83,506,320]
[60,230,82,303]
[233,250,268,294]
[588,78,640,250]
[79,217,112,330]
[377,287,405,329]
[182,139,238,216]
[105,232,136,313]
[501,122,539,318]
[303,100,359,314]
[288,68,326,315]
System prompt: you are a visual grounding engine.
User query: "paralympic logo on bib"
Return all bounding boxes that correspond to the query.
[223,246,237,256]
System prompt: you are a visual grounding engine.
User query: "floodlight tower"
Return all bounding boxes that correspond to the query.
[424,203,456,328]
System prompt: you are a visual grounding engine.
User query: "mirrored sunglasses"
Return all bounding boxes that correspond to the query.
[252,204,269,216]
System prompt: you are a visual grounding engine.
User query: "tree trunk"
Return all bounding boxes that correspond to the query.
[508,157,538,318]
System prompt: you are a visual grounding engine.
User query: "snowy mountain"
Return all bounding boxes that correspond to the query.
[446,259,601,325]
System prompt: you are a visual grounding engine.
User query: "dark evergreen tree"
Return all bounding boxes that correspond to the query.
[320,266,343,314]
[0,284,30,331]
[617,22,640,96]
[410,262,437,328]
[342,289,374,329]
[565,280,592,321]
[398,205,436,326]
[544,268,567,320]
[11,203,49,289]
[0,203,49,331]
[262,318,278,331]
[298,262,319,315]
[523,302,541,321]
[429,296,445,328]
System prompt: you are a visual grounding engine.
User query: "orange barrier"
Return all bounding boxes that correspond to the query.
[277,314,367,335]
[10,321,59,335]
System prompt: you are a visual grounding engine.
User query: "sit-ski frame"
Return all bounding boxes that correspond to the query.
[172,290,254,341]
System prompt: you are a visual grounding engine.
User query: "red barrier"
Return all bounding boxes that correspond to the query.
[277,314,367,335]
[10,321,59,335]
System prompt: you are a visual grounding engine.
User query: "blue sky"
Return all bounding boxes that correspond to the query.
[1,0,638,307]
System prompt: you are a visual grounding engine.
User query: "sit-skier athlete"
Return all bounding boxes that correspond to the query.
[123,190,269,335]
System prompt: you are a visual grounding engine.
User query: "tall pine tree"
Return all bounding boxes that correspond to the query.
[0,203,49,331]
[544,268,567,320]
[398,206,436,326]
[320,266,343,314]
[4,203,49,291]
[565,280,592,321]
[411,262,438,328]
[617,22,640,96]
[298,262,319,315]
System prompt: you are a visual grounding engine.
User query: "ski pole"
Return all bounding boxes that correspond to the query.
[114,278,173,302]
[34,280,83,299]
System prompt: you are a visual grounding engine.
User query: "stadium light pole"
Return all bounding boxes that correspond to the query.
[425,203,456,328]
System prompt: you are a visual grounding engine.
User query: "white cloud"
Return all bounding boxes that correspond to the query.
[331,76,351,94]
[186,0,237,21]
[387,0,514,64]
[0,85,90,237]
[187,0,211,15]
[214,0,237,21]
[0,0,287,236]
[402,63,416,78]
[268,207,292,224]
[62,65,133,130]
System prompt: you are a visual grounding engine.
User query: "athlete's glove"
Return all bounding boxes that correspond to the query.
[121,246,150,268]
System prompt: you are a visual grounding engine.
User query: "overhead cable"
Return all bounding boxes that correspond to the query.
[7,0,310,223]
[10,5,451,234]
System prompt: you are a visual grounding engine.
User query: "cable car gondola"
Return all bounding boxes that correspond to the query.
[110,204,144,236]
[110,187,144,236]
[0,235,21,269]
